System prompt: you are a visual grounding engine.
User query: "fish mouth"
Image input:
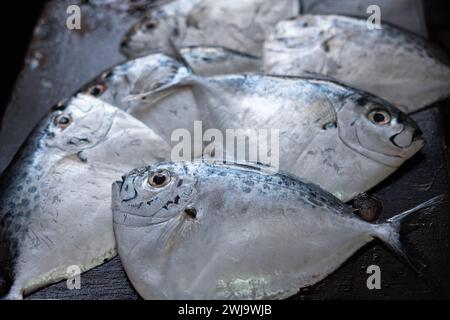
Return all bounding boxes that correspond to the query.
[112,180,124,201]
[390,127,424,148]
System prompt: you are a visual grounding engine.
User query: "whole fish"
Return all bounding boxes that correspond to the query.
[112,160,442,299]
[121,0,299,58]
[120,0,201,58]
[263,15,450,113]
[127,72,424,202]
[79,47,260,147]
[0,94,170,299]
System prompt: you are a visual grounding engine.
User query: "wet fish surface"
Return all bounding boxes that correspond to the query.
[0,94,170,299]
[263,15,450,113]
[112,160,442,299]
[79,47,261,147]
[129,72,424,202]
[121,0,299,58]
[300,0,428,36]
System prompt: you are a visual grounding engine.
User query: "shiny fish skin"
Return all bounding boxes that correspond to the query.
[264,15,450,113]
[121,0,299,58]
[112,160,440,299]
[0,94,170,299]
[129,72,424,201]
[79,47,260,145]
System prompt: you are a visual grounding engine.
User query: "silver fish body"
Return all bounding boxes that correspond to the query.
[121,0,299,58]
[112,160,440,299]
[264,15,450,113]
[80,47,260,147]
[0,94,170,299]
[300,0,428,37]
[130,73,424,202]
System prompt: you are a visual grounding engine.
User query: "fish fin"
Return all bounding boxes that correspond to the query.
[166,37,195,74]
[374,195,446,283]
[122,38,196,103]
[122,66,194,103]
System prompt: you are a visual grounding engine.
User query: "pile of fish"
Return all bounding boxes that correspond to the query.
[1,0,449,299]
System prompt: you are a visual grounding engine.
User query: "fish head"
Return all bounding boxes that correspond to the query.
[120,14,176,58]
[112,162,198,226]
[44,94,117,154]
[79,54,187,108]
[337,94,424,167]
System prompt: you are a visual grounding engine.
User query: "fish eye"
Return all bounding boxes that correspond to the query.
[148,170,171,188]
[143,21,157,30]
[87,84,106,97]
[54,113,73,129]
[368,110,391,125]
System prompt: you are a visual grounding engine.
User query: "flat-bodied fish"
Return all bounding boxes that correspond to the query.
[79,47,260,147]
[112,160,443,299]
[0,94,171,299]
[126,72,424,202]
[121,0,299,58]
[263,15,450,113]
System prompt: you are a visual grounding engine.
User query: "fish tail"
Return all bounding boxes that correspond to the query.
[374,195,445,279]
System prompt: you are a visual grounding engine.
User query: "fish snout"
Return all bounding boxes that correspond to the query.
[112,180,123,201]
[391,127,424,148]
[118,175,137,202]
[120,39,129,50]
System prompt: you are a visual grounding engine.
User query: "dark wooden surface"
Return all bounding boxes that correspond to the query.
[0,0,449,300]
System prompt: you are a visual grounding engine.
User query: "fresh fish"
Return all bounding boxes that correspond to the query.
[120,0,201,58]
[127,72,424,202]
[0,94,171,299]
[263,15,450,113]
[79,47,260,147]
[112,160,442,299]
[299,0,428,37]
[121,0,299,58]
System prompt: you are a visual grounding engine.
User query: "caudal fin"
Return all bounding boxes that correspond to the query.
[373,195,445,278]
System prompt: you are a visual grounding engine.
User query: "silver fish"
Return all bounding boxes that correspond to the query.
[127,72,424,202]
[0,94,171,299]
[263,15,450,113]
[79,47,260,147]
[121,0,299,58]
[112,160,442,299]
[300,0,428,37]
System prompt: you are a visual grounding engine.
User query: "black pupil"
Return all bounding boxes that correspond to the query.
[90,86,101,96]
[373,113,386,123]
[58,116,69,124]
[146,22,155,29]
[184,208,197,219]
[153,174,166,185]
